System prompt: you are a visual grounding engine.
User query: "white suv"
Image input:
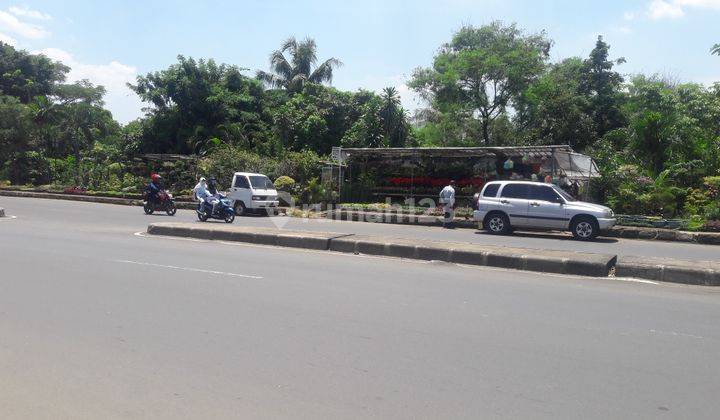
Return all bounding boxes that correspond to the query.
[227,172,280,216]
[473,181,616,240]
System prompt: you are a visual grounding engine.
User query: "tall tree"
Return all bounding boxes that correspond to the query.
[0,42,69,103]
[257,37,342,93]
[379,87,409,147]
[580,36,626,138]
[129,56,268,154]
[516,57,596,150]
[409,22,551,145]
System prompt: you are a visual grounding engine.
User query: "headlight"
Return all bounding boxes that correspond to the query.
[252,196,260,201]
[604,209,614,218]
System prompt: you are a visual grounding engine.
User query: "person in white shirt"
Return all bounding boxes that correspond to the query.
[439,180,456,228]
[193,177,218,213]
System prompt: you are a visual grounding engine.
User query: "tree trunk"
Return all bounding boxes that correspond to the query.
[482,119,490,146]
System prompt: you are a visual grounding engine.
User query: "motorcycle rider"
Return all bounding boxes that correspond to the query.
[193,177,208,208]
[197,177,220,215]
[146,173,163,205]
[208,177,225,214]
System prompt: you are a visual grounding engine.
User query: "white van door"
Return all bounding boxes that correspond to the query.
[230,175,251,205]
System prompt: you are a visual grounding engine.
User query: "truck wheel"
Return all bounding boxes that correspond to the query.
[234,201,246,216]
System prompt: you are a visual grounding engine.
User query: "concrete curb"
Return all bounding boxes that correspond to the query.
[616,256,720,286]
[146,223,353,251]
[147,222,616,278]
[147,222,720,285]
[605,225,720,244]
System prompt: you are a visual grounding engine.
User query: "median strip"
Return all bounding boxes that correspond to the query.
[146,222,617,278]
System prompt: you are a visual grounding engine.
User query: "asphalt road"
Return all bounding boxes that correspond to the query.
[2,196,720,419]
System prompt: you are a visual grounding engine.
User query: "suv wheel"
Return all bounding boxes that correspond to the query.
[571,216,599,241]
[485,213,511,235]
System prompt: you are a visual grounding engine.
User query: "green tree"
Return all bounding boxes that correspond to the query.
[0,42,69,103]
[516,57,596,149]
[257,37,342,93]
[580,36,626,138]
[712,44,720,56]
[129,56,269,154]
[409,22,551,145]
[378,87,410,147]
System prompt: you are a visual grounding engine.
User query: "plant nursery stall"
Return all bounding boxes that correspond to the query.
[331,145,600,204]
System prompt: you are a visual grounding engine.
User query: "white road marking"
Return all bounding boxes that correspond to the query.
[112,259,263,279]
[610,277,660,285]
[649,329,704,340]
[0,215,18,221]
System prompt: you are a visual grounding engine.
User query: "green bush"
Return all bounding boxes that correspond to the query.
[274,151,322,184]
[706,203,720,221]
[273,176,296,190]
[3,151,51,185]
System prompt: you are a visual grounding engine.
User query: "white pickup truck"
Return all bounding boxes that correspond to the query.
[227,172,280,215]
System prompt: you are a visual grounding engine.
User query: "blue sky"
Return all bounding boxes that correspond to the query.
[1,0,718,123]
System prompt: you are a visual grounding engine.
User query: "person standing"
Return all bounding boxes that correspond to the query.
[439,180,456,228]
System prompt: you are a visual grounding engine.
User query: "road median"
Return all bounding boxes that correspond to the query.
[147,222,616,278]
[616,256,720,286]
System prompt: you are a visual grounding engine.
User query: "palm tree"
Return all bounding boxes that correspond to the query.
[257,37,342,92]
[379,87,409,148]
[712,43,720,56]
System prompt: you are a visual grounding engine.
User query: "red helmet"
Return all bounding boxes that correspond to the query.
[151,173,162,182]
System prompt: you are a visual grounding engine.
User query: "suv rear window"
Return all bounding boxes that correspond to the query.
[482,183,500,197]
[500,184,529,199]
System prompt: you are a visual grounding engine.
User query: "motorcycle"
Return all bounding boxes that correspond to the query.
[143,190,177,216]
[197,195,235,223]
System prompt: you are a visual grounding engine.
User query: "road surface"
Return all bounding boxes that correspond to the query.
[2,196,720,419]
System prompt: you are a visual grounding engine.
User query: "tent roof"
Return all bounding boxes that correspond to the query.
[340,145,574,160]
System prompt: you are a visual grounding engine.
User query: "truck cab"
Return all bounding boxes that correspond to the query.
[227,172,279,215]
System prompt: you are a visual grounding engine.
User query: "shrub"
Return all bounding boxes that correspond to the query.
[684,188,711,216]
[274,176,296,190]
[274,151,322,184]
[4,151,51,185]
[706,203,720,221]
[704,176,720,198]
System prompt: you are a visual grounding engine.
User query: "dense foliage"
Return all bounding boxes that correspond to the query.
[1,25,719,225]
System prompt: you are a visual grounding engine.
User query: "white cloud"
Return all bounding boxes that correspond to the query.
[0,9,49,39]
[648,0,685,18]
[35,48,143,124]
[0,31,18,45]
[8,5,52,20]
[623,11,637,20]
[647,0,720,19]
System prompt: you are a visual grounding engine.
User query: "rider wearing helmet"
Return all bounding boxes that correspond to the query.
[146,173,163,204]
